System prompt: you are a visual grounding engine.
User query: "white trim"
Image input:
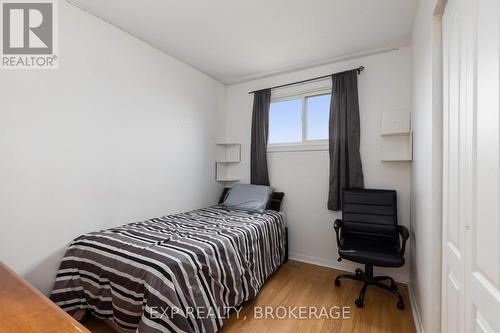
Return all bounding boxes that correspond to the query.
[301,96,307,143]
[267,141,328,153]
[271,86,331,102]
[408,285,424,333]
[288,252,409,283]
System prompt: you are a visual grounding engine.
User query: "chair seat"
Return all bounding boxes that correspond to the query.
[339,235,404,267]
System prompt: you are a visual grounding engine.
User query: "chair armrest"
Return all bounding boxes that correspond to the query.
[333,219,343,248]
[397,225,409,256]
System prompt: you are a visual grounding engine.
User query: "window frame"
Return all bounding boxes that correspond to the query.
[267,88,331,153]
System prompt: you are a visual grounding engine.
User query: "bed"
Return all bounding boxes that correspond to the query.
[50,189,286,333]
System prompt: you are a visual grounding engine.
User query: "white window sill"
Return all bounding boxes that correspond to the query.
[267,141,329,153]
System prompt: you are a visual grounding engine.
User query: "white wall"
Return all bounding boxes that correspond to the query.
[0,1,225,295]
[410,0,443,332]
[224,48,412,282]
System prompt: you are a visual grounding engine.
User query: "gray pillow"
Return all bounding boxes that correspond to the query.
[223,184,273,213]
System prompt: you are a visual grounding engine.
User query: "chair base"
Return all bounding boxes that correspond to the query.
[334,264,405,310]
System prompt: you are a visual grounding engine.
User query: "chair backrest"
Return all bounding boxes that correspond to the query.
[342,188,398,240]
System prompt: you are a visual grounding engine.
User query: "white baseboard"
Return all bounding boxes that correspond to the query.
[408,285,424,333]
[288,252,409,283]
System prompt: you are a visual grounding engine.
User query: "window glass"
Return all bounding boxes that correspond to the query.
[306,94,330,140]
[268,98,302,144]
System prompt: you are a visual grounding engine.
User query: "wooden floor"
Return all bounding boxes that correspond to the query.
[84,261,416,333]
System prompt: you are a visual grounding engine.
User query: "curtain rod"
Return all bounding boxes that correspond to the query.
[248,66,364,94]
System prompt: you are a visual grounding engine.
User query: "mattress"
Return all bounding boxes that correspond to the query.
[50,205,286,333]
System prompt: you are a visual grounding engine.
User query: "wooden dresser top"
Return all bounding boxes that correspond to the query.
[0,262,90,333]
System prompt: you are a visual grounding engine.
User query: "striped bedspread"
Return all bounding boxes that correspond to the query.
[50,206,286,333]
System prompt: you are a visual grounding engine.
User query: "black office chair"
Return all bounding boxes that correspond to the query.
[333,188,409,310]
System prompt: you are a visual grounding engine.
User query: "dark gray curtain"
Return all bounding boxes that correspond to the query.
[328,70,364,211]
[250,89,271,186]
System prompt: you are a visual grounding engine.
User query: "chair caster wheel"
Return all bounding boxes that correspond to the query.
[396,301,405,310]
[355,299,364,308]
[355,268,362,276]
[334,279,341,287]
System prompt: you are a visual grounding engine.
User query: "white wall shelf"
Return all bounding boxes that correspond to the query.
[215,178,240,182]
[381,131,412,137]
[380,131,413,162]
[215,143,240,182]
[381,111,410,135]
[380,111,412,162]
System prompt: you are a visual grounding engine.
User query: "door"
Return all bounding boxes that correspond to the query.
[442,0,468,331]
[442,0,500,332]
[470,0,500,331]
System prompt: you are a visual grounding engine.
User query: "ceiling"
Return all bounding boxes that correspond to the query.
[69,0,419,84]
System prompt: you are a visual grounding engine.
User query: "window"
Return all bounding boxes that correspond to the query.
[268,91,331,151]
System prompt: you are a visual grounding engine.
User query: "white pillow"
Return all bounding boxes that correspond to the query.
[223,184,273,213]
